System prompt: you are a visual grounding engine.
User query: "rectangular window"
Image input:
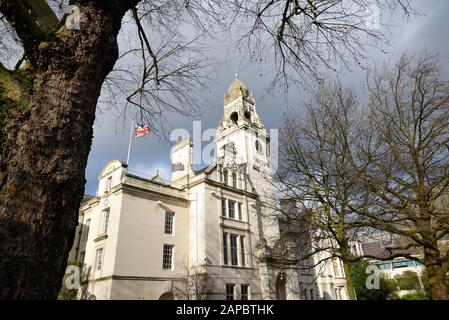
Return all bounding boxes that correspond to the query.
[162,244,174,270]
[238,203,243,220]
[95,248,104,271]
[230,234,238,266]
[392,261,409,269]
[309,289,314,300]
[226,284,235,300]
[223,233,228,265]
[102,209,110,234]
[240,236,246,267]
[84,218,91,241]
[332,258,341,277]
[406,260,417,267]
[164,211,175,235]
[221,198,227,217]
[335,288,342,300]
[241,284,249,300]
[79,251,86,263]
[378,263,392,270]
[106,176,112,193]
[299,259,310,274]
[228,200,236,219]
[223,170,229,186]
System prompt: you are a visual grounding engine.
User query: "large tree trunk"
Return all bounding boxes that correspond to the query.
[424,247,448,300]
[0,4,124,299]
[341,258,357,300]
[339,242,356,300]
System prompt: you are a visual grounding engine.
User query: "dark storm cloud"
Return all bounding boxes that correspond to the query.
[84,0,449,195]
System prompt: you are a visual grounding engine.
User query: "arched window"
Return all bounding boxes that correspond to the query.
[232,172,237,188]
[230,112,238,124]
[159,292,174,300]
[223,169,229,186]
[255,140,264,155]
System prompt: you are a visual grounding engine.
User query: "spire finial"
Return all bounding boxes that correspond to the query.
[235,72,238,80]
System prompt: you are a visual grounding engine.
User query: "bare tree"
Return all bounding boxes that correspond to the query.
[0,0,412,299]
[272,82,368,300]
[229,0,413,87]
[354,53,449,300]
[265,54,449,301]
[173,266,215,300]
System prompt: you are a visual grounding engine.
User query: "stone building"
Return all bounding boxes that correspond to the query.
[69,77,349,300]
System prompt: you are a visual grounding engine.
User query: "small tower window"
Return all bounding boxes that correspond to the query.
[223,169,229,186]
[244,111,251,121]
[105,176,112,193]
[230,112,238,124]
[255,140,264,155]
[232,172,237,188]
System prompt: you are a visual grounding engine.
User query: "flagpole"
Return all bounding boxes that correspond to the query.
[126,120,134,165]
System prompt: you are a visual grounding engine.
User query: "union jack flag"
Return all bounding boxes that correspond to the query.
[134,123,150,138]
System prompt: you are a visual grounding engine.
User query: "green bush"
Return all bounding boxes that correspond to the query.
[401,293,431,300]
[394,271,421,291]
[350,260,398,300]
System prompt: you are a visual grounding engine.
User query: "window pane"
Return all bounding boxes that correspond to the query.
[223,170,228,186]
[80,251,85,263]
[226,284,235,300]
[241,285,249,300]
[232,173,237,188]
[95,248,103,271]
[164,212,175,234]
[392,261,408,268]
[240,236,245,267]
[102,210,110,234]
[332,258,340,277]
[223,233,228,265]
[230,234,238,266]
[377,263,391,270]
[84,219,91,241]
[238,203,242,220]
[221,198,227,217]
[106,177,112,193]
[228,200,235,219]
[162,244,174,269]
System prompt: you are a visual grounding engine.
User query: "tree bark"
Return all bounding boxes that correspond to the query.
[0,3,124,299]
[339,243,357,300]
[342,258,357,300]
[424,247,448,300]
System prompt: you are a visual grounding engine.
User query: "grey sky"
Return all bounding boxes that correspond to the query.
[84,0,449,195]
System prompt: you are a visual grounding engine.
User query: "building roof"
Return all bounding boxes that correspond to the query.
[226,76,250,100]
[361,240,423,259]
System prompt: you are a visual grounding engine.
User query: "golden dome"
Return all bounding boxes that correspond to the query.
[227,76,250,99]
